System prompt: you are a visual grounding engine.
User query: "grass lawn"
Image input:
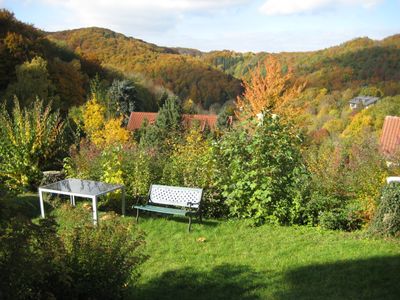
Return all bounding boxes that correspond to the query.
[16,194,400,299]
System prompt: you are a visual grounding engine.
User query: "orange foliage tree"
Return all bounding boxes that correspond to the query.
[235,55,305,121]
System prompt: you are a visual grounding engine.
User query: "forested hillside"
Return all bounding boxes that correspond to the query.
[201,35,400,94]
[0,9,95,111]
[48,28,243,110]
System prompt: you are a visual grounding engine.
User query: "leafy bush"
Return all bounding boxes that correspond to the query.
[0,216,68,300]
[122,146,155,198]
[215,113,307,225]
[319,201,364,231]
[59,207,147,299]
[369,182,400,237]
[63,139,103,180]
[0,203,146,300]
[0,98,65,191]
[161,129,226,217]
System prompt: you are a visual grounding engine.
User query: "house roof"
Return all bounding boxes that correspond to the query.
[127,112,157,131]
[349,96,379,106]
[380,116,400,156]
[127,112,225,131]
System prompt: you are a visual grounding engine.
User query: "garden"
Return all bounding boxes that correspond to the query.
[1,59,400,299]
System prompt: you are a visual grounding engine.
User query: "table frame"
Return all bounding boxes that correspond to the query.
[39,180,126,225]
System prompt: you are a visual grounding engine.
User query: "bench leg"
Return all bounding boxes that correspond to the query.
[136,208,139,224]
[199,213,203,224]
[188,215,192,232]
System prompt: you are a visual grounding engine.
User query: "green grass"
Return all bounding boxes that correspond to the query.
[15,195,400,299]
[130,216,400,300]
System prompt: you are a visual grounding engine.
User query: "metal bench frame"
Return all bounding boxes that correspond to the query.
[133,184,203,232]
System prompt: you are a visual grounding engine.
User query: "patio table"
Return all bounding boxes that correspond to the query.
[39,178,125,225]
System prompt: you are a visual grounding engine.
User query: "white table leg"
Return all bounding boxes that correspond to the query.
[70,195,76,206]
[121,187,126,216]
[39,189,45,218]
[92,196,98,226]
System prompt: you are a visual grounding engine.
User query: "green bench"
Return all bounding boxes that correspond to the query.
[133,184,203,232]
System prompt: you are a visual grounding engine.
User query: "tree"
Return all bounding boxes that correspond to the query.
[5,56,55,107]
[138,95,182,150]
[108,79,137,124]
[155,95,182,132]
[235,55,305,121]
[215,112,307,225]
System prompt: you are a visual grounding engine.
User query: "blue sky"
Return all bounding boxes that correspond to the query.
[2,0,400,52]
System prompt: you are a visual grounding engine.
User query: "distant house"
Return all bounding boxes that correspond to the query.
[127,112,232,131]
[380,116,400,157]
[349,96,379,110]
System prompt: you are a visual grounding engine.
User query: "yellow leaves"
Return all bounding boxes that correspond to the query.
[103,117,130,146]
[83,97,105,137]
[341,112,373,140]
[235,55,305,122]
[82,97,131,147]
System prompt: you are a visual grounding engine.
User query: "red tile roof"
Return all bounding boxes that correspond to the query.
[127,112,229,131]
[182,114,218,131]
[380,116,400,156]
[127,112,157,131]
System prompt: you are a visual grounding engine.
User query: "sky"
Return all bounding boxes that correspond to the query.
[2,0,400,52]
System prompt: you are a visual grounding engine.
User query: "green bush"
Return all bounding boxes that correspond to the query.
[0,98,65,191]
[215,113,307,225]
[122,146,156,198]
[0,216,68,300]
[369,182,400,237]
[319,203,364,231]
[59,207,147,299]
[0,203,146,300]
[160,129,227,217]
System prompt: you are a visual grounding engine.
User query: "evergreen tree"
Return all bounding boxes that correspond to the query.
[155,95,182,132]
[109,79,137,124]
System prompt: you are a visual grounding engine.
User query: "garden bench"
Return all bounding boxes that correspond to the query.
[133,184,203,232]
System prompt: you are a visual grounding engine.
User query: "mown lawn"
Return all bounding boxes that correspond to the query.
[16,194,400,299]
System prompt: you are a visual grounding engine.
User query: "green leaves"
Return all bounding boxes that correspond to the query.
[0,98,65,191]
[215,113,307,226]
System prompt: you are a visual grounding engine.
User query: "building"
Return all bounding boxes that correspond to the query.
[349,96,379,110]
[127,112,232,131]
[380,116,400,157]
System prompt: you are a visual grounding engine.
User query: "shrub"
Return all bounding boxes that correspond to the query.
[122,146,155,199]
[161,129,226,217]
[0,216,68,300]
[63,139,103,180]
[59,207,147,299]
[369,182,400,237]
[215,113,307,225]
[0,203,146,299]
[0,98,65,191]
[318,201,364,231]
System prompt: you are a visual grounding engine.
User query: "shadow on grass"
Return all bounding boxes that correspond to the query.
[276,256,400,300]
[133,264,266,300]
[135,211,219,228]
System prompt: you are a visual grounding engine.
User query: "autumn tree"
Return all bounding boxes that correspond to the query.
[5,56,56,107]
[235,55,305,121]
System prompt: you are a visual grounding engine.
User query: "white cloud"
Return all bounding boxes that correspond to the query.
[259,0,382,15]
[38,0,249,35]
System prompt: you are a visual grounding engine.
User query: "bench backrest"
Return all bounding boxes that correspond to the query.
[149,184,203,209]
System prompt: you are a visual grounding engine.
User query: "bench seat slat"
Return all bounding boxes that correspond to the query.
[133,205,194,216]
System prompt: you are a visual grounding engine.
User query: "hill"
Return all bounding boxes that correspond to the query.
[0,10,116,112]
[200,35,400,95]
[48,28,243,109]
